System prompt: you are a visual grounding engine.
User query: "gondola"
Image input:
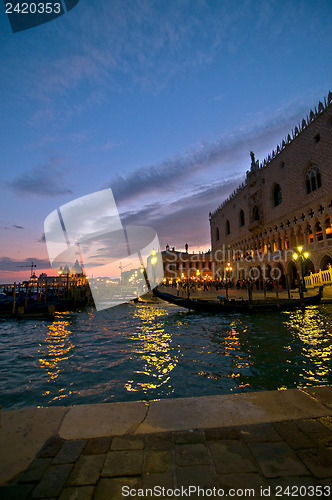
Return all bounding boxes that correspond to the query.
[153,286,323,313]
[0,296,88,319]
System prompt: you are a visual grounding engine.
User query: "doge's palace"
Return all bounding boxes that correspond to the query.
[210,92,332,285]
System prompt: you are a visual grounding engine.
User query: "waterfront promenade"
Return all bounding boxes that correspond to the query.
[0,386,332,499]
[158,284,332,304]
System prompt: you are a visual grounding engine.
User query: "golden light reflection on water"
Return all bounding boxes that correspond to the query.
[283,307,332,383]
[200,319,251,390]
[228,320,251,390]
[38,314,75,402]
[223,320,250,371]
[125,305,178,393]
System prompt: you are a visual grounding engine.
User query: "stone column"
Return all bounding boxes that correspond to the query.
[322,217,328,246]
[310,223,317,249]
[303,226,310,246]
[279,232,285,251]
[295,231,299,248]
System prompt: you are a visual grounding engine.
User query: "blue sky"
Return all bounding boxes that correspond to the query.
[0,0,331,282]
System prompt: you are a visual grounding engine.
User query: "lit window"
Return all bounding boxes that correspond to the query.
[326,216,332,240]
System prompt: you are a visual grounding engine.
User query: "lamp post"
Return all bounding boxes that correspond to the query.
[225,262,232,282]
[151,249,157,288]
[140,264,151,291]
[293,246,309,293]
[225,262,232,299]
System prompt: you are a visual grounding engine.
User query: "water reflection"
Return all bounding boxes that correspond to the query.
[38,313,75,402]
[206,318,252,390]
[125,305,178,394]
[283,306,332,384]
[205,306,332,392]
[3,301,332,411]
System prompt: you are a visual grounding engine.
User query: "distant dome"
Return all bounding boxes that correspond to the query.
[71,260,83,275]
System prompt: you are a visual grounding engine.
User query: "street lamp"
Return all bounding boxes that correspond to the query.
[151,249,157,287]
[225,262,232,279]
[293,246,310,293]
[151,248,157,264]
[140,264,151,291]
[225,262,232,299]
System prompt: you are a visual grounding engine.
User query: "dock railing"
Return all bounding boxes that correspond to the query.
[304,265,332,289]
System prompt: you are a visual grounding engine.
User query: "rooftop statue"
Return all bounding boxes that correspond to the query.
[250,151,259,171]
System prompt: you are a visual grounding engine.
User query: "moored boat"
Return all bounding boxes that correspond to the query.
[0,296,88,319]
[153,287,323,313]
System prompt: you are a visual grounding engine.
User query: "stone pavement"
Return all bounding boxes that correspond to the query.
[1,387,332,499]
[1,417,332,499]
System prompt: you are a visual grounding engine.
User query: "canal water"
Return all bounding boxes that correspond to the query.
[1,301,332,410]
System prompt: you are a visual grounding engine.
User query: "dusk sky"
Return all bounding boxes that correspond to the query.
[1,0,331,283]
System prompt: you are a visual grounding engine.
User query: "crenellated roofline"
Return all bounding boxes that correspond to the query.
[209,91,332,219]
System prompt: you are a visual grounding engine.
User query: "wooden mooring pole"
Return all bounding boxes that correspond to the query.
[248,281,253,303]
[12,282,16,315]
[24,282,28,307]
[286,275,291,299]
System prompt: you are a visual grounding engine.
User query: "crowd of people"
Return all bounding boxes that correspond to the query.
[161,274,295,297]
[162,279,224,295]
[162,279,271,296]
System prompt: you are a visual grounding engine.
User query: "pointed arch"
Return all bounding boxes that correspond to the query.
[272,183,282,207]
[239,209,245,227]
[306,164,321,194]
[253,205,260,221]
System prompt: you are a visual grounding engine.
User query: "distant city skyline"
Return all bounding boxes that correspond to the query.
[1,0,331,283]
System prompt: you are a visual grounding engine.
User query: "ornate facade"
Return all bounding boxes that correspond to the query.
[210,93,332,284]
[162,245,212,282]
